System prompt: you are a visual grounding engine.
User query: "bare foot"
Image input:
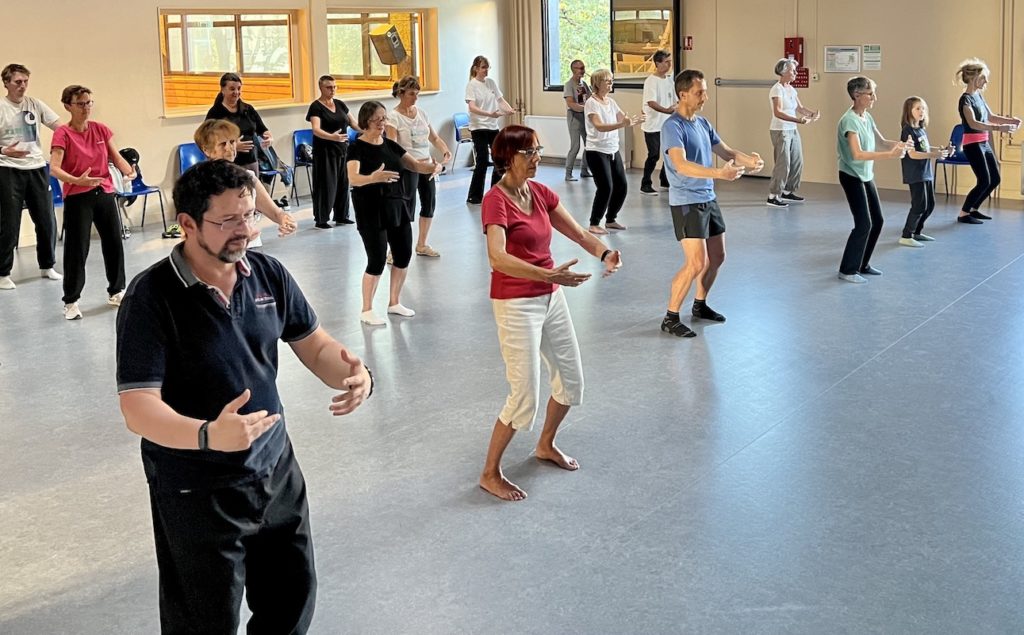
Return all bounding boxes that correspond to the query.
[479,473,527,501]
[535,445,579,471]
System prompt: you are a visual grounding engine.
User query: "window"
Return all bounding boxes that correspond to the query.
[327,10,432,93]
[543,1,675,90]
[159,10,295,111]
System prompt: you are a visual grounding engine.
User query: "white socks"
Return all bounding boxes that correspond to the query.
[387,304,416,317]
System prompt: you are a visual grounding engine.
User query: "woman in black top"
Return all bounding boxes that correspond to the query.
[306,75,361,228]
[205,73,272,173]
[347,101,441,327]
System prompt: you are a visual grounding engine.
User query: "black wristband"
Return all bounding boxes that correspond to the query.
[364,366,375,398]
[197,420,211,451]
[600,249,612,262]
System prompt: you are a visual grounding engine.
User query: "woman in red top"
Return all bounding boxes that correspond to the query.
[479,124,622,502]
[50,85,134,321]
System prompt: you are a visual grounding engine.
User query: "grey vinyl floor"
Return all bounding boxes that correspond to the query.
[2,166,1023,633]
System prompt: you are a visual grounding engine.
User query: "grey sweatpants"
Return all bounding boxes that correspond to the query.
[769,129,803,196]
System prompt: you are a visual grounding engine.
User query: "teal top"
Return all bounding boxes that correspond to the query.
[837,108,876,182]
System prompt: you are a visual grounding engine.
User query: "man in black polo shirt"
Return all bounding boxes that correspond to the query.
[116,159,372,634]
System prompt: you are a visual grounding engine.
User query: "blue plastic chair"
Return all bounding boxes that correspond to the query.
[116,167,167,232]
[347,127,360,144]
[935,124,972,198]
[178,142,205,176]
[450,112,474,173]
[49,173,63,208]
[291,129,314,205]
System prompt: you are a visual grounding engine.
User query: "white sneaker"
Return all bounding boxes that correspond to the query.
[913,233,935,242]
[0,276,14,290]
[837,272,868,284]
[108,291,124,307]
[64,302,83,320]
[387,303,416,317]
[40,268,63,280]
[898,237,924,248]
[360,310,387,326]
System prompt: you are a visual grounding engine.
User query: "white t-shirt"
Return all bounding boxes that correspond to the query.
[769,82,798,131]
[641,74,676,133]
[0,96,61,169]
[584,97,623,154]
[387,108,432,160]
[465,78,503,131]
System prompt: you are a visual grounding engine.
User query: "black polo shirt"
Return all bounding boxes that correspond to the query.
[116,243,318,491]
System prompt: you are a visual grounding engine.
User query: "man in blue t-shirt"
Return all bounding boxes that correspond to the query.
[659,69,764,338]
[116,160,374,633]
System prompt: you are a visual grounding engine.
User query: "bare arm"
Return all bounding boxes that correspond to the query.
[847,132,901,161]
[347,113,363,135]
[565,96,585,113]
[962,104,1010,132]
[347,159,398,187]
[647,100,675,115]
[49,147,102,187]
[872,125,904,150]
[771,96,807,124]
[467,100,497,118]
[384,124,399,143]
[400,153,441,176]
[289,326,365,389]
[588,112,627,133]
[106,137,135,178]
[712,140,763,171]
[311,115,344,142]
[427,126,451,160]
[548,202,609,259]
[665,146,723,179]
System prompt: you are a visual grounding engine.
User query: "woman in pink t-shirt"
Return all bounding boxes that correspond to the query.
[479,124,622,502]
[49,85,134,321]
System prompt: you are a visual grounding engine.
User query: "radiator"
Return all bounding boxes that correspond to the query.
[524,115,632,168]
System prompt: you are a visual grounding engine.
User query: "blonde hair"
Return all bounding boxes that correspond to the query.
[194,119,241,152]
[901,96,928,129]
[469,55,489,80]
[590,68,613,91]
[955,58,989,89]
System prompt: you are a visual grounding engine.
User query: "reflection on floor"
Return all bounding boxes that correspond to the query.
[2,167,1023,632]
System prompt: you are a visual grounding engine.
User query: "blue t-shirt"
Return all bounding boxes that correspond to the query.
[116,245,319,491]
[661,112,721,205]
[900,124,934,184]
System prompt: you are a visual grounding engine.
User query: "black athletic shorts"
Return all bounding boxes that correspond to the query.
[671,200,726,240]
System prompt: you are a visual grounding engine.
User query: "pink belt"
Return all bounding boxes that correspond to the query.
[962,131,989,145]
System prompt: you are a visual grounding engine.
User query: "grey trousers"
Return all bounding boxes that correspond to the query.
[565,112,590,177]
[769,129,803,196]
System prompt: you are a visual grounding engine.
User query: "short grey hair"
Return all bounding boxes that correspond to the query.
[846,76,875,99]
[774,58,797,76]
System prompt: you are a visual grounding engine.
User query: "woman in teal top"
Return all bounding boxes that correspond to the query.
[836,76,908,283]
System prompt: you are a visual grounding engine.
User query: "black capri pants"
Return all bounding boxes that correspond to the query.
[584,149,628,226]
[962,141,1000,212]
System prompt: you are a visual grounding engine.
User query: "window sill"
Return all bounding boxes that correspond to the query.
[161,90,441,120]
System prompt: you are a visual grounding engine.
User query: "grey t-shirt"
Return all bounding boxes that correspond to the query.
[563,78,591,119]
[0,96,60,170]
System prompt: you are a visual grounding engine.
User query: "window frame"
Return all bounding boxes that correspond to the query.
[161,11,293,78]
[325,10,425,86]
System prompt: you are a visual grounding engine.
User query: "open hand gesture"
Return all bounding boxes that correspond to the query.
[277,213,298,236]
[207,389,281,451]
[76,167,104,188]
[373,163,400,184]
[602,250,623,278]
[2,142,29,159]
[546,259,592,287]
[745,152,764,174]
[718,160,744,181]
[330,349,372,416]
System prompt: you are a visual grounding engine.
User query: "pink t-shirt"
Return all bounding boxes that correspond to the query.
[51,121,115,197]
[481,181,559,300]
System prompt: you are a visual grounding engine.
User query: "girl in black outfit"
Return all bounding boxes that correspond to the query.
[205,73,272,174]
[306,75,362,228]
[953,59,1020,224]
[347,101,441,327]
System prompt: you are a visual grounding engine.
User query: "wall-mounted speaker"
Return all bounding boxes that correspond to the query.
[369,24,407,65]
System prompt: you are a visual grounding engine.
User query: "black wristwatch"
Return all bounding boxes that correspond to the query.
[198,420,211,451]
[364,366,375,398]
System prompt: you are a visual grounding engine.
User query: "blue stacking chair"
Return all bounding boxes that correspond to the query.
[116,167,167,233]
[450,112,473,173]
[291,129,314,205]
[348,127,360,144]
[177,142,205,176]
[935,124,972,198]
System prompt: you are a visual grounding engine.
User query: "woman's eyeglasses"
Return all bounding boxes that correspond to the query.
[203,212,259,232]
[368,116,387,125]
[516,146,545,158]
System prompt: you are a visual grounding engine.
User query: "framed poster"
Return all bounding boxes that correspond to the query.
[824,46,861,73]
[862,44,882,70]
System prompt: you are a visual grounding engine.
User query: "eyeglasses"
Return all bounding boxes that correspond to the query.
[517,146,545,158]
[857,91,875,97]
[203,212,258,232]
[368,116,387,124]
[72,100,94,107]
[8,79,28,86]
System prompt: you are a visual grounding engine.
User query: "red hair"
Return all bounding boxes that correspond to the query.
[491,125,537,170]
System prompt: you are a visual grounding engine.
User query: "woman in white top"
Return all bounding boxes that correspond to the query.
[386,76,451,257]
[464,55,516,205]
[583,68,644,234]
[767,58,819,207]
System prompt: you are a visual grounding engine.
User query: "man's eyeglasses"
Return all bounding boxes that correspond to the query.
[517,146,545,158]
[72,100,94,107]
[203,212,259,232]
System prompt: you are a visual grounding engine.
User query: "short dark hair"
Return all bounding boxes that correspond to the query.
[173,159,255,223]
[1,63,29,83]
[846,76,874,100]
[652,50,671,65]
[357,100,386,130]
[674,69,705,96]
[491,125,537,170]
[214,73,243,106]
[61,85,91,105]
[318,75,335,86]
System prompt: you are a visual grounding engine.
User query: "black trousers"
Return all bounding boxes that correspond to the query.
[61,188,125,304]
[148,442,316,635]
[838,171,883,275]
[0,166,57,276]
[311,147,349,224]
[585,150,628,226]
[903,180,935,238]
[468,129,503,202]
[642,131,669,189]
[962,142,1000,212]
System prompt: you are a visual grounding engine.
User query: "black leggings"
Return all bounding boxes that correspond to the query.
[838,171,883,275]
[62,188,126,303]
[962,142,1000,212]
[903,180,935,238]
[359,222,413,275]
[468,129,503,202]
[404,171,436,218]
[585,150,627,226]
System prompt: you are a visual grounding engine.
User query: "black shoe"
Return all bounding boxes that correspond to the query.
[640,185,658,196]
[781,192,805,202]
[334,218,355,225]
[692,302,726,322]
[581,173,593,178]
[766,197,789,208]
[661,318,696,338]
[957,215,983,224]
[314,222,332,229]
[277,197,291,210]
[859,265,883,276]
[969,209,992,220]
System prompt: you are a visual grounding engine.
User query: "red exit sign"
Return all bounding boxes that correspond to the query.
[793,67,809,88]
